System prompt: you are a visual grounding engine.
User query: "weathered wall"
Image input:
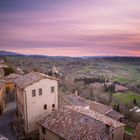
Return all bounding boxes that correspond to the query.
[109,126,125,140]
[25,78,58,133]
[39,127,63,140]
[16,86,26,132]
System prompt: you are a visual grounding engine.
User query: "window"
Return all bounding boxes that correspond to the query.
[51,86,55,93]
[112,133,114,139]
[39,88,42,96]
[32,90,36,97]
[123,133,125,140]
[52,104,55,108]
[42,126,46,134]
[44,104,47,110]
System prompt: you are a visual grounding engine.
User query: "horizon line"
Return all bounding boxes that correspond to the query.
[0,50,140,58]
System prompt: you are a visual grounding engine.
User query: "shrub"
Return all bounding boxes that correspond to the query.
[3,67,15,76]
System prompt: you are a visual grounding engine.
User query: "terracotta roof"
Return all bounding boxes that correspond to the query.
[39,106,109,140]
[64,95,89,107]
[66,106,125,128]
[64,95,124,121]
[88,101,124,121]
[5,74,21,83]
[88,100,112,114]
[5,74,21,80]
[15,71,58,89]
[105,110,124,121]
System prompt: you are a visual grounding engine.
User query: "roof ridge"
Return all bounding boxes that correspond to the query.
[105,109,113,115]
[32,71,59,80]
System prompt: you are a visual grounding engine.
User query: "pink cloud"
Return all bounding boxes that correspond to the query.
[0,0,140,56]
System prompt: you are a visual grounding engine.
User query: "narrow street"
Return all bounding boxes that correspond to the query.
[0,102,17,140]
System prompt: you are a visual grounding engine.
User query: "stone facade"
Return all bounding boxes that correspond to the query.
[15,72,58,135]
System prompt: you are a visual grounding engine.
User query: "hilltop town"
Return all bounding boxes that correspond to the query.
[0,53,140,140]
[1,0,140,139]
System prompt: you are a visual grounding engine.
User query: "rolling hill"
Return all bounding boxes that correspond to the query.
[0,50,23,56]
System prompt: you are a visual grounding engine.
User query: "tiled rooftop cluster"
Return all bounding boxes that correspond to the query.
[67,106,124,128]
[65,95,124,121]
[39,106,109,140]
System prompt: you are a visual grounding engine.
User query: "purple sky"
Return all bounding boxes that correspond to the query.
[0,0,140,56]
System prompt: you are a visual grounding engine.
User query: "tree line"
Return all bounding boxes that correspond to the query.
[74,77,109,85]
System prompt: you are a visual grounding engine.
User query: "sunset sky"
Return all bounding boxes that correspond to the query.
[0,0,140,56]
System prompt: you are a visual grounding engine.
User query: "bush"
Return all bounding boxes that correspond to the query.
[3,67,15,76]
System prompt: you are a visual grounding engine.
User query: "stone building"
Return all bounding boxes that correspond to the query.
[15,72,58,135]
[64,94,125,122]
[38,106,125,140]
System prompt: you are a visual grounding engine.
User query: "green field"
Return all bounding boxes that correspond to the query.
[113,92,140,105]
[125,126,135,134]
[4,56,140,84]
[113,76,129,83]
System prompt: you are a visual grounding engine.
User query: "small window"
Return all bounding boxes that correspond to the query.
[42,126,46,134]
[52,104,55,108]
[112,133,114,139]
[51,86,55,93]
[32,90,36,97]
[39,88,42,96]
[44,104,47,110]
[123,133,125,140]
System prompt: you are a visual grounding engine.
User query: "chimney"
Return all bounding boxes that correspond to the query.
[95,97,97,102]
[74,90,78,96]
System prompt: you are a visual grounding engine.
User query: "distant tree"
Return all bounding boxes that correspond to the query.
[104,84,115,93]
[116,104,120,112]
[74,77,108,85]
[108,92,113,105]
[23,69,29,74]
[113,104,120,112]
[113,104,117,110]
[133,98,137,106]
[3,67,15,76]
